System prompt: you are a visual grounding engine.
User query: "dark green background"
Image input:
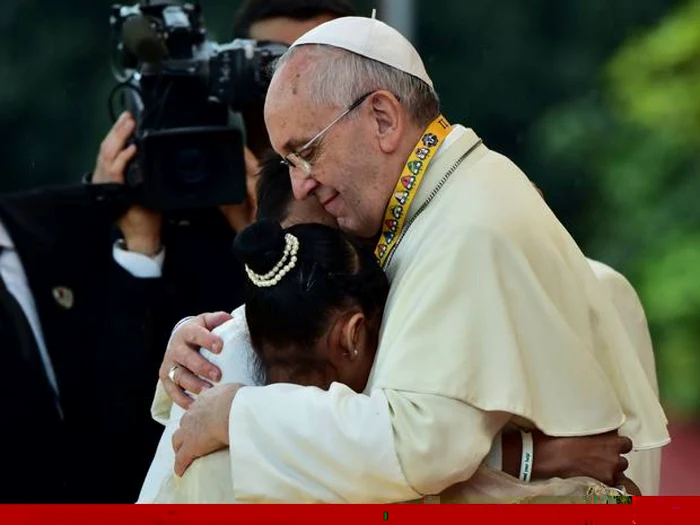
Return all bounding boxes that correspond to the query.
[3,0,698,416]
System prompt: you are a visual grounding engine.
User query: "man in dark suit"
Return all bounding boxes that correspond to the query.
[0,177,248,503]
[91,198,248,504]
[0,184,125,502]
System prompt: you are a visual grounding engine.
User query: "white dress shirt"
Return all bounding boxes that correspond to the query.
[0,221,60,396]
[112,240,165,278]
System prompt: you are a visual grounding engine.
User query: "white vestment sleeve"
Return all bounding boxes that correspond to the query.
[592,261,659,395]
[228,383,420,503]
[605,278,661,495]
[384,390,511,495]
[228,383,509,502]
[587,259,661,496]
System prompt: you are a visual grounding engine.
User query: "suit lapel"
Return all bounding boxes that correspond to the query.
[0,187,109,409]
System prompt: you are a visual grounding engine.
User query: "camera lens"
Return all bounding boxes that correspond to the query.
[174,148,208,185]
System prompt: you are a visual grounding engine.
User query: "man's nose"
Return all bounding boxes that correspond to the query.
[290,170,319,200]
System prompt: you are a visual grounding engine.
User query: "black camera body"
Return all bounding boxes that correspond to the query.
[110,1,287,211]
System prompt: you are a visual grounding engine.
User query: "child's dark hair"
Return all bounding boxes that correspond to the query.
[255,150,294,223]
[233,219,388,384]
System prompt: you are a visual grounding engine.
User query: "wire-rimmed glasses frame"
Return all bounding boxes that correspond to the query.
[280,91,375,176]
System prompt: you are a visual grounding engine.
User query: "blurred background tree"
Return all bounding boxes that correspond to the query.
[532,0,700,417]
[1,0,697,419]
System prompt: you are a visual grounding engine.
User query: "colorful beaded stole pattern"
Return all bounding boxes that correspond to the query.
[374,115,452,268]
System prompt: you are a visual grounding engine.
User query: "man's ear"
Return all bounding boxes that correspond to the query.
[369,91,404,154]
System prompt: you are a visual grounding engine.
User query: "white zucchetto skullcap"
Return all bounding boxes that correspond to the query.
[290,15,434,88]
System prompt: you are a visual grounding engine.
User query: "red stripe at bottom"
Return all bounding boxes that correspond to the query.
[0,498,695,525]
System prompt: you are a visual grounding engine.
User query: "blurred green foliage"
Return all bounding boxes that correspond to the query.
[1,1,696,414]
[532,0,700,416]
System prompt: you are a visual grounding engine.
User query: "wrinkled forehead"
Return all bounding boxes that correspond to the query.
[264,51,335,154]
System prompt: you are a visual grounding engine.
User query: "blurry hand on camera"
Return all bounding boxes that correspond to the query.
[93,111,162,256]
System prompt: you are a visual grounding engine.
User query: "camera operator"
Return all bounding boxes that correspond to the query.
[88,111,255,503]
[85,0,357,503]
[98,0,359,311]
[232,0,357,158]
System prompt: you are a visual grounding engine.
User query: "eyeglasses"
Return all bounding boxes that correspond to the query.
[281,91,375,176]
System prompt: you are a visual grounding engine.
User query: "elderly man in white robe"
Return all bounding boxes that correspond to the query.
[163,16,669,501]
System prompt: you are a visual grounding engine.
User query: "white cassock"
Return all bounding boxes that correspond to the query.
[586,258,661,495]
[220,126,670,502]
[145,126,670,502]
[141,312,625,503]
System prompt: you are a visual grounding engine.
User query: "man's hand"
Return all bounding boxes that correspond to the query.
[531,430,633,486]
[93,111,162,256]
[172,383,242,476]
[159,312,233,409]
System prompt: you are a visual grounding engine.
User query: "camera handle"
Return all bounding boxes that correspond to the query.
[124,137,145,188]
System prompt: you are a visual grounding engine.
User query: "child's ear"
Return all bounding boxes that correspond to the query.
[327,310,367,365]
[341,312,366,361]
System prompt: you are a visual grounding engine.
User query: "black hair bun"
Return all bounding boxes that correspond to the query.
[233,219,287,274]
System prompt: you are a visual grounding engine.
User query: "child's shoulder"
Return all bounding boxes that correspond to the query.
[200,307,257,385]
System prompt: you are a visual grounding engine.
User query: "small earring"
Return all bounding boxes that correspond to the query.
[353,349,359,356]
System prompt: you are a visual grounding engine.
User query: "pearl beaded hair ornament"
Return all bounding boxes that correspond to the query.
[244,233,300,288]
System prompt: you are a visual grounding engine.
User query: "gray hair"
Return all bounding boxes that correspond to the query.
[272,44,441,127]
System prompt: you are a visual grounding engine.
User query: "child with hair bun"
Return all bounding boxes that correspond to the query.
[138,218,389,503]
[139,216,630,503]
[236,219,389,393]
